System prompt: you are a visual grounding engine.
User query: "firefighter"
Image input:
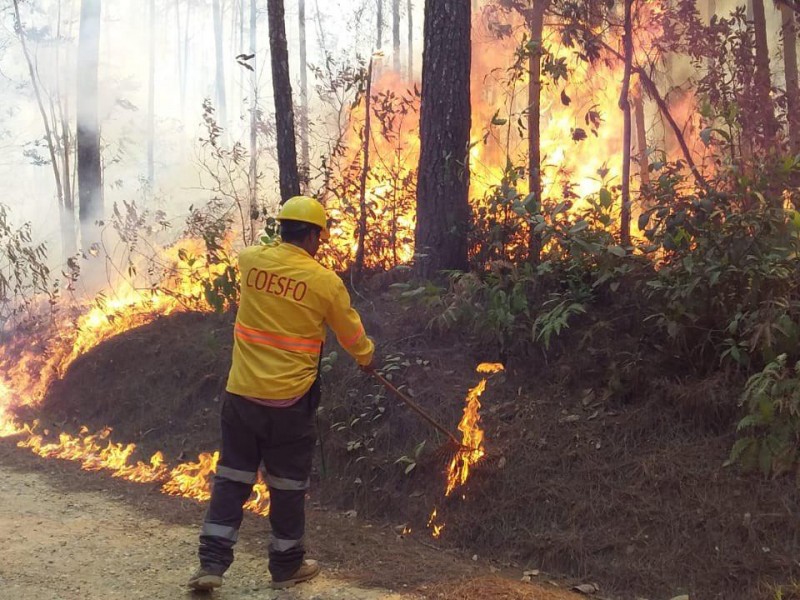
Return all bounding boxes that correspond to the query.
[188,195,375,591]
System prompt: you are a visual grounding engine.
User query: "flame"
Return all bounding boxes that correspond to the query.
[13,424,272,516]
[428,507,445,539]
[444,363,504,497]
[0,238,227,433]
[321,1,706,269]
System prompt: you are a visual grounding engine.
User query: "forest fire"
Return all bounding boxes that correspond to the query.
[323,1,701,268]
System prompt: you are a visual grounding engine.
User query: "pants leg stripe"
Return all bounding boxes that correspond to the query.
[201,522,240,542]
[265,473,310,490]
[216,465,258,484]
[269,536,304,552]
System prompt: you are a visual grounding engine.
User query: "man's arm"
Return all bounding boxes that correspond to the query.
[325,275,375,368]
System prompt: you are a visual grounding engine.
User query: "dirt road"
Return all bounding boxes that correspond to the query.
[0,463,418,600]
[0,437,586,600]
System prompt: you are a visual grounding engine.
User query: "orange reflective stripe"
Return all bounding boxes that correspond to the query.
[341,325,365,349]
[235,324,322,355]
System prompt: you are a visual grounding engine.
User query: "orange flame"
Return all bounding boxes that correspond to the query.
[445,362,504,497]
[427,507,445,539]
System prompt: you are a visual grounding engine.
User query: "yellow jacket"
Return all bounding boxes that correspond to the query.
[226,242,374,400]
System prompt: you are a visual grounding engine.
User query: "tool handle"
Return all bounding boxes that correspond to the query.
[371,371,462,447]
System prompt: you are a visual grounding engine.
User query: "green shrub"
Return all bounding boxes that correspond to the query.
[727,355,800,478]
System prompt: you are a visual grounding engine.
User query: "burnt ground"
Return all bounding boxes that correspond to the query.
[13,292,800,600]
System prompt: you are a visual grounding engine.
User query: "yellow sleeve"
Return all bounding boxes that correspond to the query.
[325,275,375,366]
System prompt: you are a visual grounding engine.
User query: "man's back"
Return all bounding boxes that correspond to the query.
[227,242,373,401]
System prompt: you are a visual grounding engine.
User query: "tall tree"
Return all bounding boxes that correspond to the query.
[393,0,401,71]
[13,0,76,259]
[633,82,649,187]
[77,0,103,247]
[212,0,228,129]
[147,0,155,186]
[752,0,779,144]
[249,0,258,240]
[377,0,384,48]
[267,0,301,202]
[619,0,633,246]
[355,57,375,275]
[525,0,551,264]
[407,0,413,79]
[780,2,800,153]
[299,0,310,185]
[415,0,471,277]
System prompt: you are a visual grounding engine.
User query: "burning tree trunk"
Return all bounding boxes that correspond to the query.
[781,2,800,154]
[249,0,258,240]
[393,0,401,72]
[299,0,310,187]
[407,0,414,79]
[752,0,779,145]
[525,0,550,264]
[355,59,375,276]
[147,0,155,187]
[415,0,471,277]
[212,0,228,130]
[77,0,103,248]
[267,0,301,203]
[619,0,634,247]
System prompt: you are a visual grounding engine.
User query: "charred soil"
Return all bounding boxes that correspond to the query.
[20,291,800,600]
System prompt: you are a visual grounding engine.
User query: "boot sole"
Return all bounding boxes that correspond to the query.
[270,567,321,590]
[187,575,223,591]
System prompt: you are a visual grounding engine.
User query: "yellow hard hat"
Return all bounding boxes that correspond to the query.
[277,195,330,240]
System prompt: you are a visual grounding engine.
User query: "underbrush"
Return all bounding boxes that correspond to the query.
[394,162,800,480]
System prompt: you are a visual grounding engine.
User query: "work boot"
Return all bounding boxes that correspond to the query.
[187,565,225,591]
[270,559,321,589]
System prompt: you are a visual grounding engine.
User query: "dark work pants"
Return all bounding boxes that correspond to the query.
[198,386,318,580]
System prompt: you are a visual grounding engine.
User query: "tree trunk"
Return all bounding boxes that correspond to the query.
[182,1,191,118]
[415,0,471,277]
[407,0,413,79]
[13,0,64,208]
[249,0,258,241]
[57,0,77,258]
[526,0,550,264]
[752,0,779,145]
[212,0,228,130]
[147,0,155,186]
[633,81,649,187]
[377,0,384,49]
[619,0,633,247]
[77,0,103,247]
[176,0,184,120]
[267,0,301,203]
[299,0,310,187]
[781,3,800,154]
[393,0,401,72]
[355,59,374,275]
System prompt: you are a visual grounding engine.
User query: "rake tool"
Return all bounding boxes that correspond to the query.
[370,369,467,450]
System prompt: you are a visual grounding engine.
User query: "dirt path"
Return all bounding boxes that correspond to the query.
[0,437,587,600]
[0,463,419,600]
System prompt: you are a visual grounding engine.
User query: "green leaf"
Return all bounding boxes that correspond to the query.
[569,220,589,234]
[599,188,613,208]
